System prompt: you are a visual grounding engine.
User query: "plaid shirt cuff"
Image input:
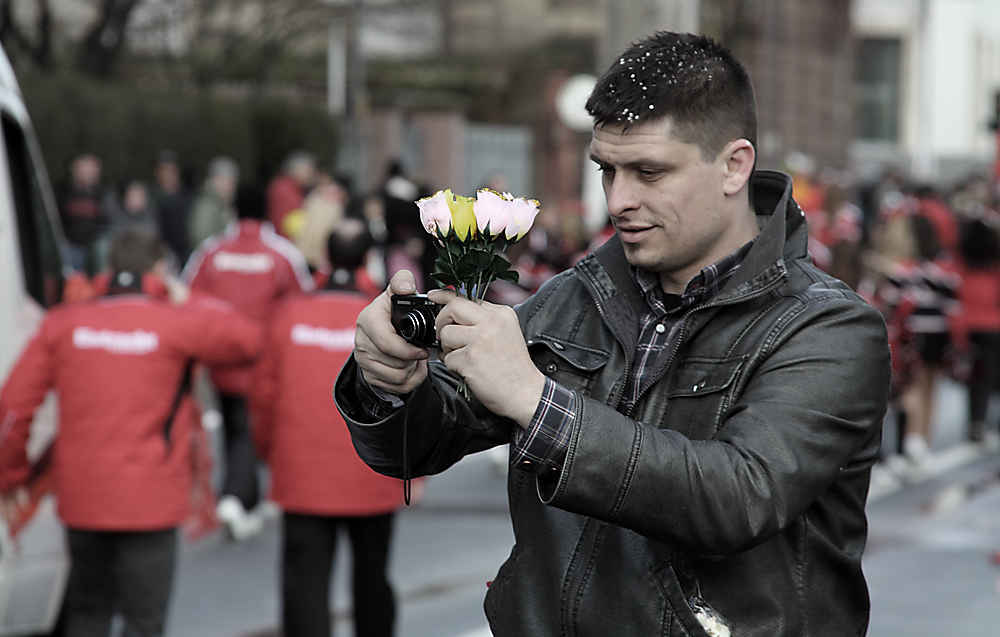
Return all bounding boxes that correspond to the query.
[353,371,406,423]
[510,378,576,477]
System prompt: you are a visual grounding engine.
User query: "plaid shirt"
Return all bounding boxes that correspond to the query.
[354,240,755,479]
[510,239,755,477]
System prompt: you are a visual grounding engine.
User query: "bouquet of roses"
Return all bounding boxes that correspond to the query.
[416,188,540,397]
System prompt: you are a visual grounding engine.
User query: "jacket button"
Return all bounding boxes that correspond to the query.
[520,460,533,469]
[553,342,565,350]
[655,323,666,334]
[546,363,558,373]
[692,380,706,392]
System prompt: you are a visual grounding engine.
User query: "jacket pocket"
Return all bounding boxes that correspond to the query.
[666,356,745,398]
[654,565,713,637]
[528,335,609,393]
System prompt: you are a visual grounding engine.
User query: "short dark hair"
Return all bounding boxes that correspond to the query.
[235,183,266,220]
[327,218,373,270]
[109,228,166,274]
[586,31,758,161]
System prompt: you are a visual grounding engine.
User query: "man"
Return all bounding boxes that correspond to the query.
[151,150,196,264]
[57,149,114,275]
[334,31,892,636]
[252,223,403,637]
[183,185,313,540]
[267,151,318,239]
[187,156,240,251]
[0,228,262,637]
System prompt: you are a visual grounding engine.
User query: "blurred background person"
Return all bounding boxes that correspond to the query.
[294,167,348,273]
[57,149,114,276]
[319,217,379,298]
[188,156,240,253]
[182,184,313,540]
[252,223,405,637]
[267,150,318,240]
[805,179,864,289]
[151,150,196,266]
[0,228,262,637]
[108,178,160,238]
[953,217,1000,443]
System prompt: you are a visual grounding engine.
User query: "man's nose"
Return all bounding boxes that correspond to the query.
[605,174,638,218]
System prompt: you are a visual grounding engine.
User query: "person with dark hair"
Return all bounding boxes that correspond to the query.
[188,156,240,252]
[182,184,314,540]
[324,217,379,297]
[0,227,262,637]
[108,179,161,239]
[151,150,196,265]
[334,31,891,636]
[57,149,115,275]
[251,221,403,637]
[955,217,1000,441]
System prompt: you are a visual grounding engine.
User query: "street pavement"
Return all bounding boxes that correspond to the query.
[165,378,1000,636]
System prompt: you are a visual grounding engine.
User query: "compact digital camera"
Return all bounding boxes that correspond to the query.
[390,294,441,348]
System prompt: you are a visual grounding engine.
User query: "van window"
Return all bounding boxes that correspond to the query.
[2,113,63,307]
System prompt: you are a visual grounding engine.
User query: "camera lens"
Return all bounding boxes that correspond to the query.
[399,308,433,346]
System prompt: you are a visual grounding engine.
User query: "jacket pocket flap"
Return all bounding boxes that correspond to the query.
[527,336,609,372]
[669,357,745,397]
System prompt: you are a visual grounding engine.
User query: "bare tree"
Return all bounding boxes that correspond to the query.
[77,0,143,77]
[0,0,54,68]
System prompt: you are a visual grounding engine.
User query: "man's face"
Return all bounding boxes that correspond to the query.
[589,117,753,292]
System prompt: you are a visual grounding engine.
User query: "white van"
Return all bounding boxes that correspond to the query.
[0,46,71,636]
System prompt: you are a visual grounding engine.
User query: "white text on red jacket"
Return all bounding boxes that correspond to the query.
[72,327,160,355]
[213,251,275,273]
[290,324,355,351]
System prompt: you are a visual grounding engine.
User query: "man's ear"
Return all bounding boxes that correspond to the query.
[721,139,755,197]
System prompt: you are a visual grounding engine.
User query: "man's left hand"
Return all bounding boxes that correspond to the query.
[429,290,545,427]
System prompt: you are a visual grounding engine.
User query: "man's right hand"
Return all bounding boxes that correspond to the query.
[0,487,28,528]
[354,270,431,395]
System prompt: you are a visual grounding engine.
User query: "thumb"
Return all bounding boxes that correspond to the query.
[389,270,417,296]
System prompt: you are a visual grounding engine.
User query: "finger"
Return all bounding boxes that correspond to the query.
[426,288,457,305]
[389,270,418,296]
[355,324,427,369]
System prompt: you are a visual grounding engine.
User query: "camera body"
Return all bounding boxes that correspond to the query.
[390,294,441,348]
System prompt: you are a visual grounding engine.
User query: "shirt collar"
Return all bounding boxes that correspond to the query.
[632,239,757,318]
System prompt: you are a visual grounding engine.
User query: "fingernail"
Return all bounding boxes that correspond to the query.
[398,281,414,292]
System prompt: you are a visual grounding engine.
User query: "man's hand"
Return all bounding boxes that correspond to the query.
[430,290,546,427]
[0,487,29,527]
[354,271,431,395]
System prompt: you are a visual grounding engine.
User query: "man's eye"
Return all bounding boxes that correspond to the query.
[638,169,660,179]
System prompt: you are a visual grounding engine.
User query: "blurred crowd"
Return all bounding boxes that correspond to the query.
[787,152,1000,484]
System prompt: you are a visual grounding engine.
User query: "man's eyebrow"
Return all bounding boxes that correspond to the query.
[588,154,673,171]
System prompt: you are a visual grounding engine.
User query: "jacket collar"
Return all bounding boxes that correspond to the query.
[584,169,801,304]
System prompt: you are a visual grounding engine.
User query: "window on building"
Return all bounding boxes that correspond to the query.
[855,38,901,141]
[2,114,64,307]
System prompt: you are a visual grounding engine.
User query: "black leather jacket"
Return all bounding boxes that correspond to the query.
[335,170,891,636]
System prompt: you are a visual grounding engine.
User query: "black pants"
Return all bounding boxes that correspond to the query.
[969,332,1000,425]
[219,393,260,510]
[64,528,177,637]
[282,512,396,637]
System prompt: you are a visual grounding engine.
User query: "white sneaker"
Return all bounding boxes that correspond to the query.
[216,495,260,542]
[902,434,930,465]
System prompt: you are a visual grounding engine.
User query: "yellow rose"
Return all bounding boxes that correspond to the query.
[447,192,477,242]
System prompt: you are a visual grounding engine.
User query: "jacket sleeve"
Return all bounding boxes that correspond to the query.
[250,317,284,462]
[0,323,57,492]
[334,356,513,479]
[540,295,891,556]
[187,299,263,367]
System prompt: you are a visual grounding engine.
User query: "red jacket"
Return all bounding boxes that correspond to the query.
[267,174,304,238]
[0,289,262,531]
[251,291,404,516]
[183,219,313,394]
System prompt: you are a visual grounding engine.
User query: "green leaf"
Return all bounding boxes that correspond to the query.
[497,270,520,284]
[431,271,461,287]
[456,254,477,280]
[447,241,463,256]
[491,254,512,272]
[470,250,493,269]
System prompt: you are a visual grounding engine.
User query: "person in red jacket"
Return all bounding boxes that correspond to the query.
[251,224,404,637]
[267,151,318,239]
[183,185,313,540]
[0,228,262,637]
